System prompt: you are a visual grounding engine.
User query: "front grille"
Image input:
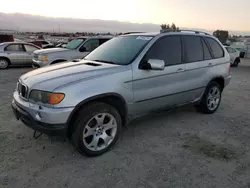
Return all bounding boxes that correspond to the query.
[18,82,28,99]
[33,53,39,60]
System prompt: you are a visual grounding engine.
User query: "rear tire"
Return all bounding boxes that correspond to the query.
[0,58,10,69]
[195,81,222,114]
[233,59,239,67]
[231,58,240,67]
[71,102,122,157]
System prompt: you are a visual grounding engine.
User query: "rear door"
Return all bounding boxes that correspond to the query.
[182,35,214,101]
[4,44,26,65]
[23,44,41,65]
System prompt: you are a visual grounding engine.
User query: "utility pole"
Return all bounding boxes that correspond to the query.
[58,24,60,33]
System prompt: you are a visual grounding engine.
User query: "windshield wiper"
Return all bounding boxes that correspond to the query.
[92,60,116,65]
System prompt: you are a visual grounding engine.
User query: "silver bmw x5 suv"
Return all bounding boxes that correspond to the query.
[12,30,231,156]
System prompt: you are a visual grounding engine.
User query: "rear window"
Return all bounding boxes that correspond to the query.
[183,36,203,62]
[205,37,224,59]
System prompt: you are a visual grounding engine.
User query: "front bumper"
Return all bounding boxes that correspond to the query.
[32,59,49,68]
[12,92,74,136]
[32,61,40,68]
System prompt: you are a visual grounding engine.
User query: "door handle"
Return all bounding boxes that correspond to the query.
[208,63,213,67]
[176,68,184,72]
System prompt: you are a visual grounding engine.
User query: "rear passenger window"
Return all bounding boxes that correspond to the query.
[201,38,212,60]
[183,36,203,62]
[99,39,110,45]
[205,37,224,58]
[145,36,182,66]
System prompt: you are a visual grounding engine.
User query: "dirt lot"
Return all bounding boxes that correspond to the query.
[1,59,250,188]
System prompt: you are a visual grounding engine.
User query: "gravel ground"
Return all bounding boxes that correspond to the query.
[1,59,250,188]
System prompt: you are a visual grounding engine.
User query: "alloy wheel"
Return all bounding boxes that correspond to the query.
[207,86,221,111]
[0,59,8,69]
[82,113,117,151]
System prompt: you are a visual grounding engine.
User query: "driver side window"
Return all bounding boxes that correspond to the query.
[79,39,99,52]
[143,36,182,66]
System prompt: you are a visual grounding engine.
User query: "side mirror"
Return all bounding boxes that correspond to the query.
[142,59,165,70]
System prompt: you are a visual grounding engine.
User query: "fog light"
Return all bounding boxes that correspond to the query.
[35,112,42,121]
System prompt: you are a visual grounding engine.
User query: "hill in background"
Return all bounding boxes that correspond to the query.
[0,12,249,35]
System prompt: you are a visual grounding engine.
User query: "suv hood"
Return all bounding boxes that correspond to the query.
[20,60,124,91]
[34,47,70,55]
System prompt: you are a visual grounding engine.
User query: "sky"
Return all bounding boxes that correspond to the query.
[0,0,250,32]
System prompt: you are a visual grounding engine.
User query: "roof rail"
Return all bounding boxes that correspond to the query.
[123,32,145,35]
[160,29,211,36]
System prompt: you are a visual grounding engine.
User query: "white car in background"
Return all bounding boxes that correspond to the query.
[32,36,112,68]
[224,46,240,67]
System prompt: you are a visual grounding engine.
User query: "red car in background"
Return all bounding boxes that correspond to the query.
[0,34,14,43]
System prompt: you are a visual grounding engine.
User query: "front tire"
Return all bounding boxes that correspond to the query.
[195,81,222,114]
[71,102,122,157]
[0,58,10,69]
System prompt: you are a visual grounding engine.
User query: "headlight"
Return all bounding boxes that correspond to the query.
[38,55,49,62]
[29,90,65,105]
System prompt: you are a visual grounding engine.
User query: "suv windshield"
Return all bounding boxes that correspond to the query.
[65,38,85,50]
[84,36,153,65]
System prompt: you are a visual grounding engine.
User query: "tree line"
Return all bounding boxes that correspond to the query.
[160,23,244,43]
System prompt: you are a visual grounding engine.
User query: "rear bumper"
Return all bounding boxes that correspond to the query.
[225,74,232,87]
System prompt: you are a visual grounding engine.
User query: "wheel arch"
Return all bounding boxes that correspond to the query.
[210,76,225,91]
[0,56,11,64]
[67,93,128,137]
[51,59,68,64]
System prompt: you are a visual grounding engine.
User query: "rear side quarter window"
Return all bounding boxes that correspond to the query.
[204,37,224,59]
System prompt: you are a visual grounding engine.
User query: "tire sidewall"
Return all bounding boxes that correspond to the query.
[0,58,9,69]
[233,59,239,67]
[72,103,122,156]
[201,82,222,114]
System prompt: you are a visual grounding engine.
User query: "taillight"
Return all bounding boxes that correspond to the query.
[228,63,231,73]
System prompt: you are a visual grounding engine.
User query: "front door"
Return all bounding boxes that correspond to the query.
[4,44,26,66]
[132,35,187,114]
[23,44,41,65]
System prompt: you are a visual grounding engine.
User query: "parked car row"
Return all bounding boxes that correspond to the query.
[32,36,112,68]
[0,36,113,69]
[0,42,41,69]
[11,30,231,156]
[224,46,241,67]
